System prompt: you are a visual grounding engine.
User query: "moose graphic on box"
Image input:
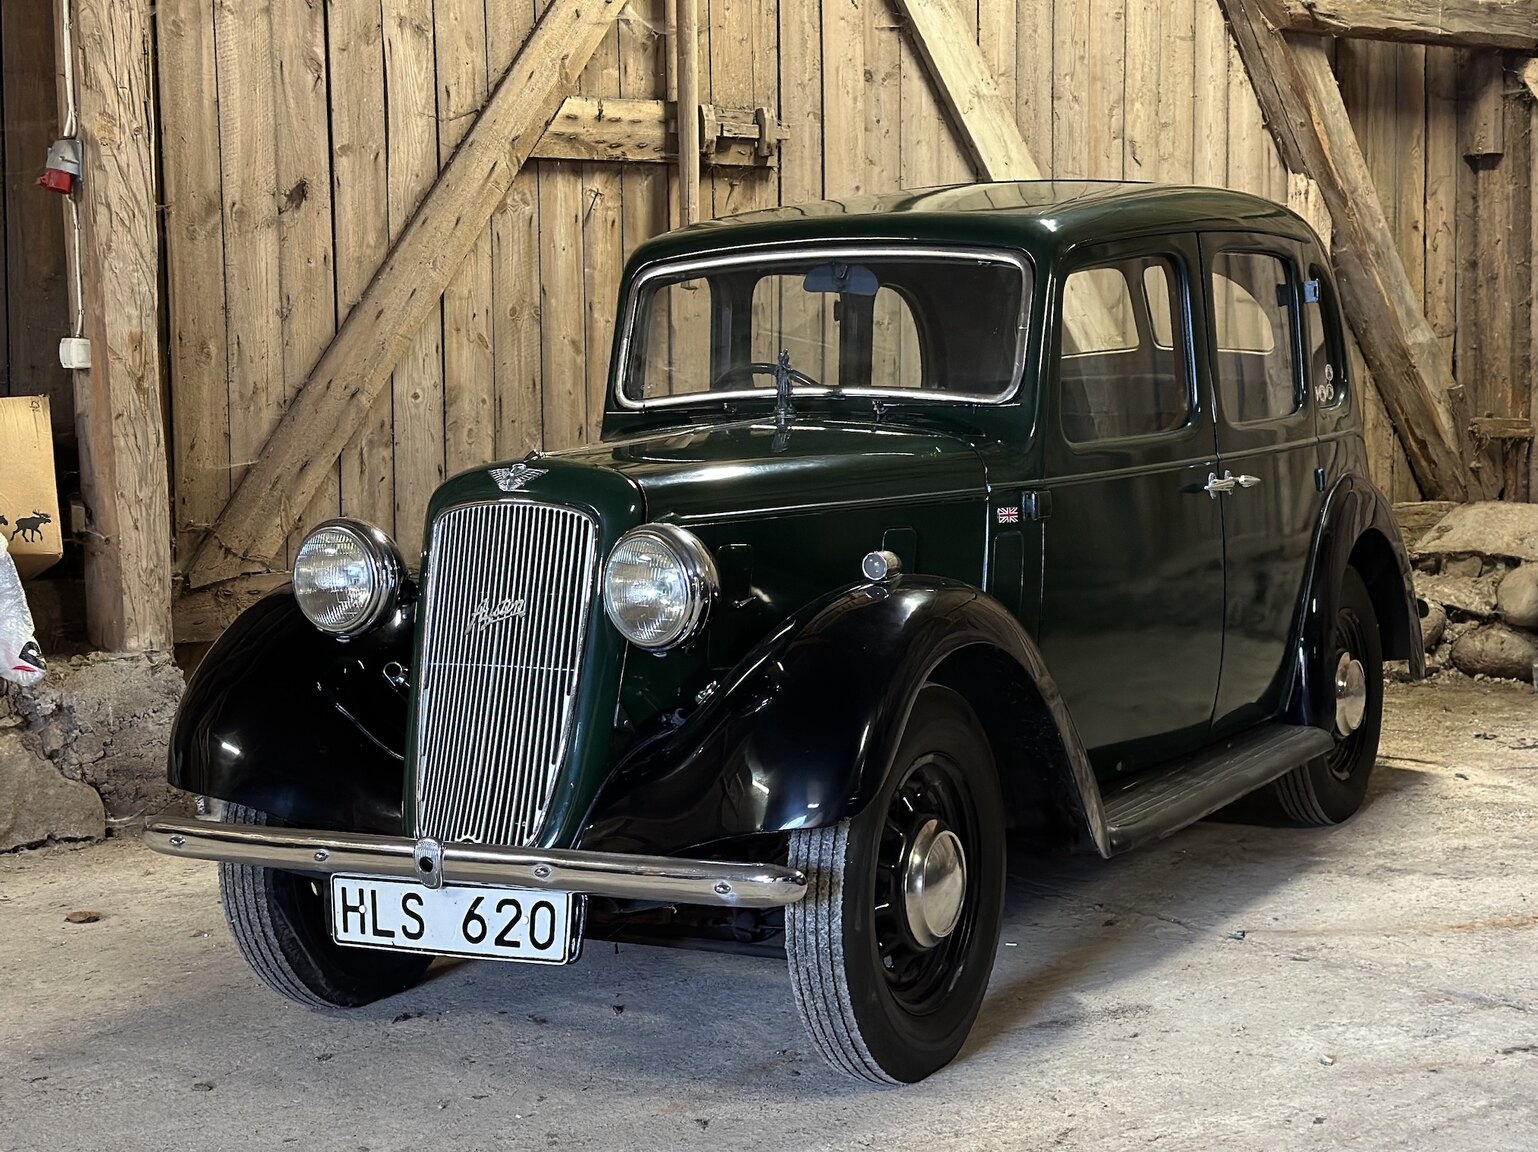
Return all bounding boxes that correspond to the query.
[5,510,52,544]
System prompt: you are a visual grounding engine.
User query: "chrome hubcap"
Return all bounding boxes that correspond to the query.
[902,819,967,949]
[1335,650,1367,736]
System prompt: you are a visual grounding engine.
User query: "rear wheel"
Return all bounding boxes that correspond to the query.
[786,686,1005,1083]
[218,804,430,1008]
[1273,566,1383,825]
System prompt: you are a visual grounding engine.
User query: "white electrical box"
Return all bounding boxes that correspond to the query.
[58,336,91,370]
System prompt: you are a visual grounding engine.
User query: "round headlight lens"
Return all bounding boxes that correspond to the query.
[292,520,402,637]
[603,525,717,650]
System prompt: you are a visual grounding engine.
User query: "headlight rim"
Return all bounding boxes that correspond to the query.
[292,518,404,639]
[603,523,718,651]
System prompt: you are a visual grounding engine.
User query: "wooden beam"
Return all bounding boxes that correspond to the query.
[1470,416,1534,440]
[185,0,629,588]
[1219,2,1483,501]
[890,0,1042,179]
[174,573,291,643]
[675,0,701,222]
[1265,0,1538,51]
[529,96,781,165]
[64,0,174,648]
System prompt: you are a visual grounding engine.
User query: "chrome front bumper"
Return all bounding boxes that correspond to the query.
[144,821,807,909]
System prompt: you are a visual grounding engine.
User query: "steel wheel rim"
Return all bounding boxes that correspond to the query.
[872,753,981,1014]
[1327,605,1370,781]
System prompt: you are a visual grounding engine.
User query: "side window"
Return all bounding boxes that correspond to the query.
[1059,255,1190,443]
[1210,251,1300,423]
[1304,271,1345,409]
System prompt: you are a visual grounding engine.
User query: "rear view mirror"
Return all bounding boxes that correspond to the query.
[803,263,879,296]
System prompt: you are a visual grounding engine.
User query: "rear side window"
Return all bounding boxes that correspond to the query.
[1059,255,1190,443]
[1210,252,1300,423]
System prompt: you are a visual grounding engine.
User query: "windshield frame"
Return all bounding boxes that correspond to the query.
[614,243,1035,410]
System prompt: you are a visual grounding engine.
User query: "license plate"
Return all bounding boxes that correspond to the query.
[329,876,581,965]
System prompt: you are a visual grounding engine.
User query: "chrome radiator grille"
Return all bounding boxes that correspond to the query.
[412,501,598,846]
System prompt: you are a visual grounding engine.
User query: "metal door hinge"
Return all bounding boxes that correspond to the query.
[1023,490,1052,521]
[1315,466,1326,492]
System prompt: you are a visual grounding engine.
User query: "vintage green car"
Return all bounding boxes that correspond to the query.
[149,182,1422,1083]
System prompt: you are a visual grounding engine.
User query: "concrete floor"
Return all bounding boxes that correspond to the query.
[3,676,1536,1151]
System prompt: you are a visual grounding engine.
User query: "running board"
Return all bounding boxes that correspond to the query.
[1101,723,1334,854]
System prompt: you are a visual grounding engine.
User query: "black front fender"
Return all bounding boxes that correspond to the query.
[169,591,415,834]
[580,577,1105,856]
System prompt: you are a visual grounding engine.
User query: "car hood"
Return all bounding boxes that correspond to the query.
[540,418,988,523]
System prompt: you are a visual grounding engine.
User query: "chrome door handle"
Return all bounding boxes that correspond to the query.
[1204,472,1236,497]
[1234,473,1262,489]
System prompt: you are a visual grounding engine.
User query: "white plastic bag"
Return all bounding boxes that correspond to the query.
[0,532,44,686]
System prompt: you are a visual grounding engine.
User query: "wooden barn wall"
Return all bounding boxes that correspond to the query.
[156,0,1533,568]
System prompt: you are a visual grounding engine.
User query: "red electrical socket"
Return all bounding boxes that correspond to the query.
[38,138,82,196]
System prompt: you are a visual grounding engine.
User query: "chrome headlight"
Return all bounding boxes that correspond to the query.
[292,519,403,638]
[603,524,718,650]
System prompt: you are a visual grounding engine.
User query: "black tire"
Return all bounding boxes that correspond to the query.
[1273,566,1383,826]
[218,804,431,1008]
[786,685,1005,1083]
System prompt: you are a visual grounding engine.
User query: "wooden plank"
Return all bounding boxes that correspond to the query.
[330,0,394,539]
[214,0,283,511]
[1266,0,1538,51]
[1192,0,1229,188]
[157,0,231,563]
[1471,416,1534,440]
[864,0,901,384]
[580,22,622,444]
[977,0,1016,143]
[1086,0,1125,179]
[676,0,702,221]
[779,0,824,204]
[1052,0,1090,179]
[438,0,496,486]
[66,0,173,648]
[387,0,445,559]
[822,0,867,195]
[1123,0,1158,179]
[536,95,670,161]
[270,0,341,564]
[538,167,588,448]
[1,0,72,435]
[489,0,544,462]
[1395,45,1427,297]
[1014,0,1053,169]
[1217,1,1480,501]
[1424,47,1459,366]
[617,0,668,423]
[1531,57,1538,503]
[187,0,631,587]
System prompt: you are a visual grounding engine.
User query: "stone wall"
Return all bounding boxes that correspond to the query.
[1,651,186,852]
[1409,503,1538,684]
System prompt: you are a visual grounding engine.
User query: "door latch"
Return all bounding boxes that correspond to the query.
[1204,470,1262,497]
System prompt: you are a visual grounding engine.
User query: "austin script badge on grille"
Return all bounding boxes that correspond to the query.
[490,464,548,492]
[467,595,528,633]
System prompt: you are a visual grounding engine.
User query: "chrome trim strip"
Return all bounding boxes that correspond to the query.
[145,821,807,909]
[614,243,1034,410]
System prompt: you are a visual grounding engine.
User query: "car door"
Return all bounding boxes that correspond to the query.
[1038,236,1226,779]
[1200,235,1323,736]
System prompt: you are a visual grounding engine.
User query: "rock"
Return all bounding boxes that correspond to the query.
[0,651,186,824]
[1413,572,1499,619]
[1414,501,1538,563]
[0,732,105,851]
[1496,566,1538,630]
[1439,555,1484,578]
[1419,601,1447,650]
[1450,624,1538,681]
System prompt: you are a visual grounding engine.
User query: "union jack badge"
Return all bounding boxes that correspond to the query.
[996,506,1020,525]
[490,463,548,492]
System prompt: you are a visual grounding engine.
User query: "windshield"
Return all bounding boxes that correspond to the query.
[618,246,1032,407]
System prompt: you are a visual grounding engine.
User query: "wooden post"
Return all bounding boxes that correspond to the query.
[62,0,173,650]
[676,0,701,224]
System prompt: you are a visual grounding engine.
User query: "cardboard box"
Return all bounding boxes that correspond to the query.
[0,396,63,580]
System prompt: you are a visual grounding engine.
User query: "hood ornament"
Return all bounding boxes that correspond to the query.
[491,463,547,492]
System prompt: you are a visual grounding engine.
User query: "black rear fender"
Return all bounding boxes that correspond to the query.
[580,577,1109,857]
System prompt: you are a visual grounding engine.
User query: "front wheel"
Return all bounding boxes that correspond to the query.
[1273,565,1384,825]
[785,685,1005,1083]
[218,804,431,1008]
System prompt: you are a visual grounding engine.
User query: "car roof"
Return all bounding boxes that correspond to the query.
[627,181,1315,270]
